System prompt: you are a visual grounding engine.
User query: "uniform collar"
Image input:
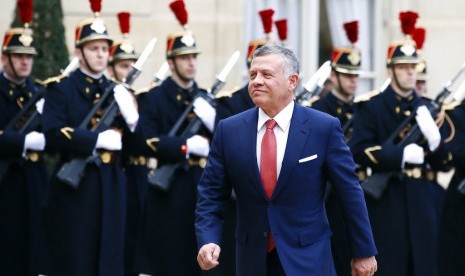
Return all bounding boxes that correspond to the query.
[384,85,420,116]
[163,76,199,107]
[71,69,109,100]
[0,72,35,102]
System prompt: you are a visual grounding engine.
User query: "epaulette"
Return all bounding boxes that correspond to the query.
[421,95,433,101]
[353,90,380,103]
[37,74,67,87]
[199,86,209,93]
[308,95,320,106]
[215,85,241,99]
[443,100,461,111]
[134,82,158,96]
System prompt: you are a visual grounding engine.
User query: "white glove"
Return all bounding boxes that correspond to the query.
[24,131,46,152]
[35,98,45,115]
[415,105,441,151]
[402,143,424,167]
[186,135,210,157]
[114,84,139,132]
[193,97,216,133]
[95,129,122,151]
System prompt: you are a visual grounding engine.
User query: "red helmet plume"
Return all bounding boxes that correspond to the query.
[343,20,358,44]
[169,0,188,27]
[399,11,419,36]
[275,19,287,42]
[258,9,274,35]
[17,0,33,26]
[117,12,131,36]
[412,27,426,51]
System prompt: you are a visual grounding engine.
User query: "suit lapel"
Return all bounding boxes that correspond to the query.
[272,104,312,200]
[238,108,268,200]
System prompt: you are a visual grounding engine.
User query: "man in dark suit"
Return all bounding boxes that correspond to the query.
[195,44,377,275]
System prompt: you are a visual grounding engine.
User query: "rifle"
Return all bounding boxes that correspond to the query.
[295,61,331,106]
[0,57,80,183]
[361,63,465,199]
[56,37,158,188]
[342,78,391,137]
[148,50,240,191]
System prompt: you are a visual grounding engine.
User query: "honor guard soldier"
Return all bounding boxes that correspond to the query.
[412,27,427,97]
[349,11,452,276]
[312,20,362,276]
[312,20,360,138]
[107,12,143,275]
[0,0,48,274]
[439,97,465,276]
[37,0,139,274]
[135,1,212,275]
[108,12,138,83]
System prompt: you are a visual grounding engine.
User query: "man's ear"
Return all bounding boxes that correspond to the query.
[386,66,393,79]
[167,58,175,71]
[74,48,83,61]
[288,73,299,90]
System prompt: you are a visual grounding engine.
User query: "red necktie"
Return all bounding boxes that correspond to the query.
[260,119,277,252]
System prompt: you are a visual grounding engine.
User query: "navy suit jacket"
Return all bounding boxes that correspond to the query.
[196,102,377,275]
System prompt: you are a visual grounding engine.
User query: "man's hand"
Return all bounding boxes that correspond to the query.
[351,256,377,276]
[197,243,221,270]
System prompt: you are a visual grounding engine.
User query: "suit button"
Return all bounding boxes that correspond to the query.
[263,232,268,238]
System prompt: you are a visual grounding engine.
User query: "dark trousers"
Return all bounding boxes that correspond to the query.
[267,249,285,276]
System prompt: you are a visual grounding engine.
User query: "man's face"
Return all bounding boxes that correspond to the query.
[331,71,359,96]
[76,39,110,73]
[1,53,33,79]
[109,59,134,82]
[169,53,197,83]
[415,80,427,97]
[248,54,298,115]
[389,63,417,92]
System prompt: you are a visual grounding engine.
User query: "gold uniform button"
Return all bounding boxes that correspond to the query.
[426,171,435,181]
[100,152,111,164]
[412,167,421,179]
[28,152,39,162]
[85,87,90,94]
[199,158,207,169]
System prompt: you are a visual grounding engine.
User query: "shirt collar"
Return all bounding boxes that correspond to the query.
[257,100,294,132]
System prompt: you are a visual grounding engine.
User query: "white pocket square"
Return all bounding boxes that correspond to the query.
[299,154,318,163]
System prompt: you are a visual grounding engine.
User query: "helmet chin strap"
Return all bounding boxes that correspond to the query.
[173,58,194,86]
[335,71,350,96]
[80,47,100,75]
[390,66,410,93]
[7,54,20,80]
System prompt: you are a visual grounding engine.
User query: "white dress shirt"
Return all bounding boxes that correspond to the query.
[257,101,294,177]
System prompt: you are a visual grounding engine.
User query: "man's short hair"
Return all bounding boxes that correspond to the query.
[252,44,300,77]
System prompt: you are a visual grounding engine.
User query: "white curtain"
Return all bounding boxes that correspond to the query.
[325,0,373,93]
